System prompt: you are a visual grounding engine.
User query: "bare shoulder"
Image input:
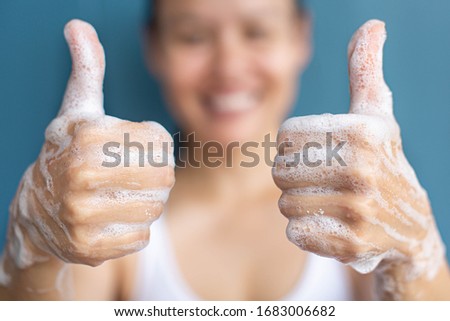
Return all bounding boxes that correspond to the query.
[71,252,140,300]
[346,266,376,300]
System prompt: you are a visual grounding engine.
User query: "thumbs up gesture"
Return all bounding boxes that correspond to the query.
[273,20,445,289]
[7,20,175,267]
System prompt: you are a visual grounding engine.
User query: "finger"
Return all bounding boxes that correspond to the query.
[59,19,106,118]
[278,192,421,240]
[348,19,393,117]
[62,194,165,225]
[71,228,150,266]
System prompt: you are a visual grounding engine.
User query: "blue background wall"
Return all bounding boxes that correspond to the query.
[1,0,449,262]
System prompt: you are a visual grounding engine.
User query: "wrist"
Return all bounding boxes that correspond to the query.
[3,202,69,298]
[7,164,53,269]
[374,223,446,300]
[1,247,70,299]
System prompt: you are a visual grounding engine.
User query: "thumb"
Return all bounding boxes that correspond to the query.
[59,19,105,118]
[348,19,393,117]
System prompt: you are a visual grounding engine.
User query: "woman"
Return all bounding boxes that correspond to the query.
[0,0,449,300]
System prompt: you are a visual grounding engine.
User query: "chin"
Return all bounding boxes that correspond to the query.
[204,122,263,145]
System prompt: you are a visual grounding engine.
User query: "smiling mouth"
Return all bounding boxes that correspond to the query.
[204,91,259,116]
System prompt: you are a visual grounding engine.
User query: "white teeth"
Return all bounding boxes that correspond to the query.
[209,92,256,113]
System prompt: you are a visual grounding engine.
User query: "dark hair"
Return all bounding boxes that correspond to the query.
[147,0,306,29]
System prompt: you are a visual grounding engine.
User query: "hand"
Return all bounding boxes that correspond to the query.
[6,19,175,268]
[272,20,446,298]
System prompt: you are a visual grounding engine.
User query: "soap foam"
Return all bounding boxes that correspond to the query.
[115,239,149,253]
[284,187,342,196]
[279,113,398,144]
[87,188,171,206]
[286,216,373,259]
[87,223,151,246]
[101,222,150,237]
[0,255,11,286]
[395,199,436,242]
[348,250,396,274]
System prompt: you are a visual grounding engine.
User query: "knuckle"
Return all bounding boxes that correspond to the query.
[60,233,92,263]
[143,201,165,222]
[61,194,90,225]
[73,121,114,148]
[340,163,378,190]
[64,165,96,190]
[286,217,369,263]
[278,193,305,218]
[279,193,373,227]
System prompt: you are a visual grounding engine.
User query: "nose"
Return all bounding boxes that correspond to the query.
[210,31,249,85]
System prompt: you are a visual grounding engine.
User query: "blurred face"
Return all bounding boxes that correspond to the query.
[148,0,311,144]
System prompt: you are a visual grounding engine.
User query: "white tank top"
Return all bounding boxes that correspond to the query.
[133,217,353,300]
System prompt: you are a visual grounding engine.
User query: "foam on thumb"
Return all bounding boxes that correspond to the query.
[348,19,393,117]
[59,19,105,118]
